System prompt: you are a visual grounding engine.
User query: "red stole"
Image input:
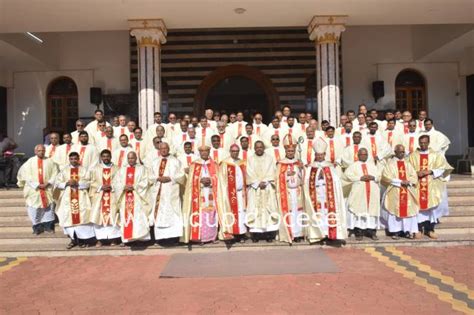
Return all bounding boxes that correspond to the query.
[190,163,203,241]
[237,123,243,137]
[353,144,359,161]
[37,158,48,208]
[213,149,219,162]
[123,166,136,240]
[323,167,338,240]
[409,136,415,153]
[182,133,187,142]
[227,164,241,235]
[388,131,393,146]
[404,123,409,134]
[370,137,377,159]
[361,163,371,207]
[66,144,72,156]
[153,159,168,219]
[278,163,293,239]
[242,150,248,162]
[419,153,429,210]
[120,127,125,135]
[329,139,335,163]
[274,148,280,161]
[397,160,409,217]
[79,146,86,165]
[135,141,141,158]
[118,150,125,167]
[107,138,112,151]
[345,135,351,147]
[219,133,224,148]
[306,140,313,164]
[70,167,81,225]
[101,168,112,225]
[201,128,206,145]
[256,126,261,136]
[49,145,57,158]
[186,155,192,166]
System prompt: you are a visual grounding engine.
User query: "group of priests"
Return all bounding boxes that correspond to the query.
[17,104,453,248]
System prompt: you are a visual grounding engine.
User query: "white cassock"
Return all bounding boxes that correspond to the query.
[341,143,371,169]
[17,156,58,229]
[53,143,73,168]
[419,128,451,154]
[90,164,121,240]
[112,146,134,168]
[113,164,151,242]
[230,121,248,139]
[265,146,284,163]
[263,126,288,147]
[216,132,235,152]
[253,123,268,138]
[96,136,119,155]
[45,144,60,160]
[85,120,110,136]
[246,153,279,233]
[343,161,381,230]
[210,147,228,165]
[149,156,185,240]
[362,133,392,170]
[55,165,95,240]
[382,129,403,150]
[130,139,146,161]
[71,144,99,170]
[196,127,216,147]
[218,158,247,236]
[143,149,161,170]
[303,161,347,242]
[338,132,353,149]
[402,132,420,155]
[319,137,344,166]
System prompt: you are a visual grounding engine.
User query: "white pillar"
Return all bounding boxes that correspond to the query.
[129,19,167,130]
[308,16,346,127]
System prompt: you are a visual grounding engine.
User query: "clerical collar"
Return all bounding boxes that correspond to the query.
[102,162,112,167]
[419,149,429,154]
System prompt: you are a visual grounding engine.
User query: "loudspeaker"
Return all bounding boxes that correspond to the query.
[90,87,102,105]
[372,81,384,101]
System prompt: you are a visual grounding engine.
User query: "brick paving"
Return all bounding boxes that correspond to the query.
[0,247,470,314]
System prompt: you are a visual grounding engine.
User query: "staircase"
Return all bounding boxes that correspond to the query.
[0,175,473,257]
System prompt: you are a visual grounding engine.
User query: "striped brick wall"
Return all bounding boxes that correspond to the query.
[130,27,343,115]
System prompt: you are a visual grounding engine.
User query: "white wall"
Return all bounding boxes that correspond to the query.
[7,31,130,155]
[342,26,467,155]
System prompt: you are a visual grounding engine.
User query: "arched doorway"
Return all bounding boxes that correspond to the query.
[47,77,78,134]
[194,65,279,121]
[395,69,426,117]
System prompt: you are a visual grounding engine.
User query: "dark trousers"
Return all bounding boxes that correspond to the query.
[418,221,435,234]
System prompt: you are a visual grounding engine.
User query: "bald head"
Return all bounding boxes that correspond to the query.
[35,144,46,158]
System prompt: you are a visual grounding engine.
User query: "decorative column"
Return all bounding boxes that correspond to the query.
[129,19,167,129]
[308,15,347,127]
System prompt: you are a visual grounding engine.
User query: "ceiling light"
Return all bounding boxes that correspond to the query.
[25,32,43,44]
[234,8,246,14]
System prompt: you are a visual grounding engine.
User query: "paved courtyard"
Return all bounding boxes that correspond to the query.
[0,246,472,314]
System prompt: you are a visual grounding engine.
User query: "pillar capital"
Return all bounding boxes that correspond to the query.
[129,19,167,47]
[307,15,347,44]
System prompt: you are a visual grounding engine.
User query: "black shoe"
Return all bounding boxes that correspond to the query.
[66,241,77,249]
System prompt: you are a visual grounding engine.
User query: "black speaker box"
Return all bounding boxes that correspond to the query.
[90,87,102,105]
[372,81,384,101]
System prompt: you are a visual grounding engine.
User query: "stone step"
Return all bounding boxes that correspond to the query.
[447,187,474,195]
[0,233,472,256]
[0,198,25,207]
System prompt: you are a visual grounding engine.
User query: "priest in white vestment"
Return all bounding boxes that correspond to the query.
[381,144,420,239]
[112,134,134,168]
[114,152,151,243]
[218,144,248,242]
[246,141,279,242]
[149,143,185,244]
[90,149,121,246]
[70,131,99,170]
[55,151,95,249]
[419,119,451,154]
[343,148,381,241]
[17,145,58,234]
[53,133,73,168]
[264,134,285,163]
